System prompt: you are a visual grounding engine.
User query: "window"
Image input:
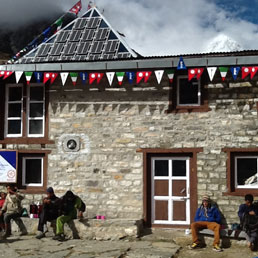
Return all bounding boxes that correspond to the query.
[177,76,200,106]
[167,73,210,113]
[17,151,49,193]
[27,85,45,137]
[235,156,258,189]
[223,148,258,195]
[3,84,46,139]
[22,157,43,187]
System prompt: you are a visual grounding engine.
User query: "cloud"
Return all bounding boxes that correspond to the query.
[1,0,258,55]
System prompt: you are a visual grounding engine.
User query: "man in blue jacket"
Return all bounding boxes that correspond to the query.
[190,195,222,252]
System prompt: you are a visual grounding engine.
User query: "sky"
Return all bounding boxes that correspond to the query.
[1,0,258,56]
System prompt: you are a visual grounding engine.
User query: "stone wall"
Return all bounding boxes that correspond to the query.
[2,74,258,226]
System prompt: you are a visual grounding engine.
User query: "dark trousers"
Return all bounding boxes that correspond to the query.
[4,212,27,233]
[38,207,58,232]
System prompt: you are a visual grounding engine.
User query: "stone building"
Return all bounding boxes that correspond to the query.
[0,7,258,229]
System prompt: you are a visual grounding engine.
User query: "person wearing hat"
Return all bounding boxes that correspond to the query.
[190,195,222,252]
[36,187,60,239]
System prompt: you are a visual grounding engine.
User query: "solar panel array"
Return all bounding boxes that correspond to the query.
[19,9,135,64]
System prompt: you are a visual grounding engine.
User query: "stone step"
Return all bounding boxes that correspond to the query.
[11,218,143,241]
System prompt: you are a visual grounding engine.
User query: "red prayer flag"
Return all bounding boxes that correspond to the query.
[89,73,97,84]
[43,72,51,84]
[50,73,58,84]
[69,0,82,15]
[250,67,258,79]
[0,71,5,77]
[196,68,204,80]
[97,73,104,84]
[242,67,250,79]
[144,71,152,83]
[188,69,197,81]
[136,72,144,84]
[3,71,13,80]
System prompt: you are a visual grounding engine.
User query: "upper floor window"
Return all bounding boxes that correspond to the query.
[168,72,210,113]
[4,84,45,138]
[177,76,200,106]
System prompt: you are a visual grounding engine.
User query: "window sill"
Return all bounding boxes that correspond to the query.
[166,106,211,113]
[0,138,55,145]
[19,187,46,194]
[223,190,258,196]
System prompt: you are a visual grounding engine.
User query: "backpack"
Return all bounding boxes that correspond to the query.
[241,212,258,233]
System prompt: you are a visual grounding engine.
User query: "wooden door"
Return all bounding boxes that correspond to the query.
[151,157,190,225]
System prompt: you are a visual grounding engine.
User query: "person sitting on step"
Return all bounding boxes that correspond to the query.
[190,195,222,252]
[0,192,6,231]
[36,187,61,239]
[53,190,84,241]
[0,184,27,238]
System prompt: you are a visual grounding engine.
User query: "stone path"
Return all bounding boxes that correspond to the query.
[0,235,180,258]
[1,231,258,258]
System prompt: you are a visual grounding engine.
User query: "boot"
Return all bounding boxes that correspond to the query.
[3,223,11,238]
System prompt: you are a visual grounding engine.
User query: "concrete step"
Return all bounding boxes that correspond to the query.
[11,217,143,241]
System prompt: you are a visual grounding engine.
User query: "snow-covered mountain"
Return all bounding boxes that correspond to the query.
[204,34,242,53]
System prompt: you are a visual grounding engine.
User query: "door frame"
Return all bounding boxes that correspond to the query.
[138,148,203,228]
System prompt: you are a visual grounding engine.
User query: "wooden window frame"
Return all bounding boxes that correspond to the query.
[17,150,50,194]
[137,148,203,228]
[0,82,53,144]
[167,70,211,113]
[223,148,258,196]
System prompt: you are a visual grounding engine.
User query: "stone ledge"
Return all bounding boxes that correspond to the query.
[11,217,143,241]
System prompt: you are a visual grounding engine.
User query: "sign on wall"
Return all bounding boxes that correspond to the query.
[0,151,17,183]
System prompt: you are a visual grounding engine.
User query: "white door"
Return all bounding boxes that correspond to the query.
[151,157,190,225]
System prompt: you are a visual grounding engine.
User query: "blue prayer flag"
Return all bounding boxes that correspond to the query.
[177,57,187,70]
[126,72,135,84]
[80,72,88,84]
[34,72,43,83]
[230,67,240,80]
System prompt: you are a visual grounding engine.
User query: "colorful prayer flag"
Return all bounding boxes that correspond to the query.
[177,57,186,70]
[3,71,13,80]
[166,69,175,83]
[126,72,135,84]
[116,72,125,85]
[106,72,115,86]
[219,67,228,81]
[70,72,78,86]
[207,67,217,81]
[60,72,69,86]
[69,0,82,15]
[34,72,43,83]
[154,70,164,84]
[15,71,23,84]
[230,67,240,80]
[25,71,33,85]
[80,72,88,84]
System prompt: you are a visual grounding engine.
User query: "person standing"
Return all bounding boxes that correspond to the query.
[238,194,258,251]
[190,195,222,252]
[36,187,60,239]
[0,185,27,238]
[53,191,83,241]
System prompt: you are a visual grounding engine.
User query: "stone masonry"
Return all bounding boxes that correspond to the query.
[2,73,258,227]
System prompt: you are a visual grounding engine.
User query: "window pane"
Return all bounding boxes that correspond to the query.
[9,87,22,101]
[155,160,168,177]
[8,120,21,134]
[25,159,42,184]
[172,160,186,176]
[30,103,43,117]
[179,78,198,105]
[237,158,257,186]
[8,103,22,117]
[29,120,43,135]
[30,87,44,101]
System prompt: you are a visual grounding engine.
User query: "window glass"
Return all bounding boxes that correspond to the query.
[29,120,43,135]
[8,104,22,117]
[29,103,43,117]
[30,87,44,101]
[172,160,186,177]
[155,160,169,177]
[236,158,258,187]
[179,78,199,105]
[25,159,42,184]
[9,87,22,101]
[8,120,21,134]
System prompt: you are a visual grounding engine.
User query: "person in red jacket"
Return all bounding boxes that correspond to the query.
[0,192,6,231]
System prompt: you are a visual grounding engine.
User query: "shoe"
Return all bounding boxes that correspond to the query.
[36,232,45,239]
[190,242,200,249]
[213,244,223,252]
[53,234,65,241]
[19,231,28,236]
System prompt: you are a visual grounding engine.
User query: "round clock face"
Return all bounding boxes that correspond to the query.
[67,139,77,150]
